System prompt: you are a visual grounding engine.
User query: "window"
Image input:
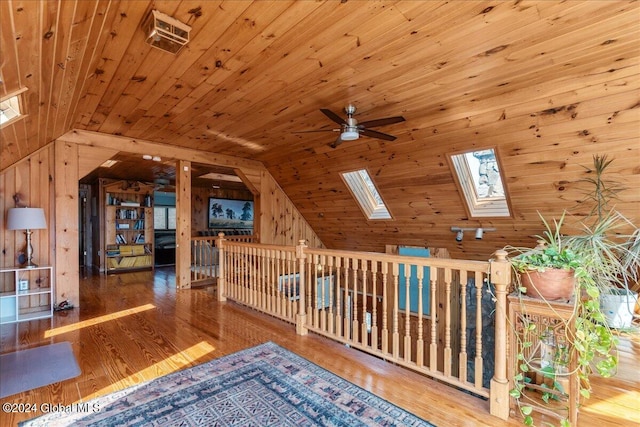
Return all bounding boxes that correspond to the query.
[341,169,391,220]
[0,90,26,128]
[154,207,176,230]
[449,148,511,217]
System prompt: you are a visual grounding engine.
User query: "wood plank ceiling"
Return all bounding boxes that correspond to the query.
[1,0,638,259]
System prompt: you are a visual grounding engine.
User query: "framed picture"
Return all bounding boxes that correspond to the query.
[208,198,253,229]
[18,279,29,292]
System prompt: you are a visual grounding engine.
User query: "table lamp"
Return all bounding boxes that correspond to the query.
[6,207,47,268]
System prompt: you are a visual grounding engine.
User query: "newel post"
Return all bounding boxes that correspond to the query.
[489,249,511,420]
[216,232,227,302]
[295,239,308,335]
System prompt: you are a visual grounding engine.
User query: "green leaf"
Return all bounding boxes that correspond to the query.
[524,415,534,426]
[580,388,591,399]
[521,406,533,415]
[509,389,521,398]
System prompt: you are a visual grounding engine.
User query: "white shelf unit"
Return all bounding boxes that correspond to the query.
[0,266,53,324]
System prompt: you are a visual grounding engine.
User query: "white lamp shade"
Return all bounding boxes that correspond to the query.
[6,207,47,230]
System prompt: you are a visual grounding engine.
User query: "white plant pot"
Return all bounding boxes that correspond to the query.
[600,289,638,329]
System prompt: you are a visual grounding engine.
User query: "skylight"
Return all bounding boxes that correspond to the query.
[450,148,511,218]
[0,94,23,127]
[341,169,391,220]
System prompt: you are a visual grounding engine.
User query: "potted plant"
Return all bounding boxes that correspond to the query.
[567,154,639,329]
[508,213,580,301]
[504,155,638,426]
[506,212,618,426]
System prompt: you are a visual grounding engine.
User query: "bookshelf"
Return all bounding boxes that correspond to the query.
[103,180,155,274]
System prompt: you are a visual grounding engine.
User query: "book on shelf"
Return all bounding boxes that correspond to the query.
[120,201,140,207]
[117,209,138,220]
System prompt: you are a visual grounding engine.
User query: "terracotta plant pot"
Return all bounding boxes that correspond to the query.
[520,268,576,301]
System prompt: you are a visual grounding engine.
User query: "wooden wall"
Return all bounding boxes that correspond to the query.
[0,145,61,298]
[191,186,254,235]
[259,169,324,248]
[0,145,55,269]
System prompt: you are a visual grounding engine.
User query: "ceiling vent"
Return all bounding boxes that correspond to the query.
[143,10,191,54]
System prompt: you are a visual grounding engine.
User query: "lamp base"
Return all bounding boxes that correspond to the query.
[22,229,39,269]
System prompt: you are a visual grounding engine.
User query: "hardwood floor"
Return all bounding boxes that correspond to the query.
[1,267,638,426]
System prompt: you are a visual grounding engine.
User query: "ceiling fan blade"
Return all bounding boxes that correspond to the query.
[320,108,346,125]
[330,135,344,148]
[292,128,340,134]
[358,116,405,128]
[360,128,397,141]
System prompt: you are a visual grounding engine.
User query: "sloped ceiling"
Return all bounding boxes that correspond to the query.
[1,0,638,259]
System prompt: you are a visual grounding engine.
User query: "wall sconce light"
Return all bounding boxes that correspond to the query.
[6,207,47,268]
[451,226,496,242]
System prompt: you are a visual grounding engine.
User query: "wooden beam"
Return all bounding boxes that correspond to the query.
[175,159,192,289]
[58,129,266,170]
[54,139,79,305]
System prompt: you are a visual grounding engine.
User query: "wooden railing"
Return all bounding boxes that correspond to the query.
[191,234,256,284]
[210,235,512,420]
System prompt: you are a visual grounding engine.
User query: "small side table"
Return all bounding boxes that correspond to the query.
[507,294,579,425]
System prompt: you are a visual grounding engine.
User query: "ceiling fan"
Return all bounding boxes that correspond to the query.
[296,105,405,148]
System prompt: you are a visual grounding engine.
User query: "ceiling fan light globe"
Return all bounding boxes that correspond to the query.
[341,129,359,140]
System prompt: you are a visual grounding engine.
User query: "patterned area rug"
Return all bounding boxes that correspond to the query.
[22,341,434,426]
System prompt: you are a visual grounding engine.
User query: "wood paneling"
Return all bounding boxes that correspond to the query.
[259,169,324,248]
[54,140,79,304]
[175,160,191,289]
[0,1,638,260]
[0,146,55,271]
[191,186,254,234]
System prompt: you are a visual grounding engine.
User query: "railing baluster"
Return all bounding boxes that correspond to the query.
[475,272,484,388]
[416,264,424,367]
[327,255,335,334]
[403,263,411,363]
[351,257,359,344]
[444,268,452,377]
[459,270,468,383]
[371,261,379,352]
[430,267,438,372]
[361,259,369,349]
[381,261,389,355]
[392,262,399,360]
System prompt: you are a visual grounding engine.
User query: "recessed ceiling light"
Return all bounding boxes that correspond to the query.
[143,154,153,160]
[152,156,162,162]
